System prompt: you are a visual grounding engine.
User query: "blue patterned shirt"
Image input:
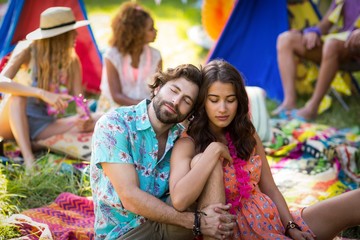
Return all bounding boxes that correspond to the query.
[90,100,184,239]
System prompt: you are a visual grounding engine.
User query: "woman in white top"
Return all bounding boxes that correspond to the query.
[96,2,162,113]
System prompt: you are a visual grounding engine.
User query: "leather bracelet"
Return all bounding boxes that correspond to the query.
[192,209,207,236]
[285,220,301,236]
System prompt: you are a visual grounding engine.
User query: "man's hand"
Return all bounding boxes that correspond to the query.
[200,203,236,239]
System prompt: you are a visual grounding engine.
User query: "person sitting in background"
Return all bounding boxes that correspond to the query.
[170,59,360,239]
[273,0,360,120]
[0,7,95,169]
[96,2,162,113]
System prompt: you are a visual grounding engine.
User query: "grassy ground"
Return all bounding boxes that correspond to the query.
[1,0,359,238]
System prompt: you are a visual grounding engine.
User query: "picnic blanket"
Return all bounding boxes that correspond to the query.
[8,119,360,238]
[266,119,359,210]
[10,192,94,239]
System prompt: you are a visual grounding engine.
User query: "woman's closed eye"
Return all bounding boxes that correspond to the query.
[227,97,237,103]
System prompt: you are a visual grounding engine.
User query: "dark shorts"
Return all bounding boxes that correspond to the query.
[26,97,54,140]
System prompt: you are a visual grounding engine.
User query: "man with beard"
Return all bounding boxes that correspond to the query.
[90,63,236,240]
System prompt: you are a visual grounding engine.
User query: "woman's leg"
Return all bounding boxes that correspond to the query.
[302,189,360,240]
[0,96,14,140]
[34,115,79,140]
[274,30,321,115]
[298,38,352,120]
[35,112,99,140]
[0,96,35,168]
[193,160,225,240]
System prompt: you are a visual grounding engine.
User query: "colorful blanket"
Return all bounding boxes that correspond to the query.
[265,119,359,210]
[16,192,94,239]
[8,119,360,238]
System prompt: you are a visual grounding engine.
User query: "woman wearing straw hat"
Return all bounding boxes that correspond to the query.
[0,6,94,169]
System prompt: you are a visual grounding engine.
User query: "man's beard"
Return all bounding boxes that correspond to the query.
[152,96,187,124]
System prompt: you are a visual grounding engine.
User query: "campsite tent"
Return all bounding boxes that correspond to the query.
[0,0,102,93]
[207,0,321,102]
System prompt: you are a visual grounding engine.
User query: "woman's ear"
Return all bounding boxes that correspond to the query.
[187,113,194,122]
[153,86,161,96]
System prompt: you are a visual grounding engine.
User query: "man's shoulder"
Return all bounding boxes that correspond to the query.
[98,103,148,125]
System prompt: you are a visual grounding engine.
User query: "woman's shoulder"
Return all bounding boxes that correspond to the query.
[179,132,195,143]
[3,41,32,73]
[148,45,162,59]
[104,46,122,58]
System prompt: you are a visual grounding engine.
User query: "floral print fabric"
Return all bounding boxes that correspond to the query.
[224,154,314,239]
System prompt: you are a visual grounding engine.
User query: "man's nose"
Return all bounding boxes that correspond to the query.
[172,96,181,106]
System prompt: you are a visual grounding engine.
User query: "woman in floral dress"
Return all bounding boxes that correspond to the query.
[169,59,360,240]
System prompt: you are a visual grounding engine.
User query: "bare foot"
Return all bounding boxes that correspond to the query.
[296,107,317,121]
[271,104,296,116]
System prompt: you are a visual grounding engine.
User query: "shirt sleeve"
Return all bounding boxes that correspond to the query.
[91,110,134,168]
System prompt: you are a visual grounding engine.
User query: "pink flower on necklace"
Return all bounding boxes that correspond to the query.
[225,132,252,214]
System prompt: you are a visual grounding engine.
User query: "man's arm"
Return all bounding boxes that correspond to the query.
[102,163,235,238]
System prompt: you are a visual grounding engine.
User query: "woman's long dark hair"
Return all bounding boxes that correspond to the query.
[187,59,256,160]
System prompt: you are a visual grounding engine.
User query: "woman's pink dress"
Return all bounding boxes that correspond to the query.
[223,154,314,239]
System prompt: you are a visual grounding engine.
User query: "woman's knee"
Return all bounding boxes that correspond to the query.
[8,95,27,109]
[190,153,202,168]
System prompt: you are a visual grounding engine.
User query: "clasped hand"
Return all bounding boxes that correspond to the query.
[200,203,236,240]
[287,228,316,240]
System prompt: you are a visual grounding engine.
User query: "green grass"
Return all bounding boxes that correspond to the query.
[0,168,21,238]
[3,154,91,211]
[1,0,359,239]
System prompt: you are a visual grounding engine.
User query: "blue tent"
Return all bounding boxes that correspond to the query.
[208,0,320,102]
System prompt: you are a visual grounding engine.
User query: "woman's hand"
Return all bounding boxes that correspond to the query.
[288,228,315,240]
[208,142,233,166]
[39,89,72,112]
[302,32,321,50]
[76,115,96,132]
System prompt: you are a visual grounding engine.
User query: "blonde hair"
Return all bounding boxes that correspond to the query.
[34,30,78,91]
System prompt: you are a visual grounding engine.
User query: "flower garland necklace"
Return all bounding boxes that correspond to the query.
[225,132,252,213]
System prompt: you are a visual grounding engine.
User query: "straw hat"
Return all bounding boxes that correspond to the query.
[26,6,90,40]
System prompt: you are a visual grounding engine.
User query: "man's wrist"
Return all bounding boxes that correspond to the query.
[192,209,207,237]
